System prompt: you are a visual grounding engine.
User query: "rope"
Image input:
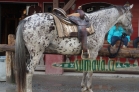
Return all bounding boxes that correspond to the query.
[108,33,127,58]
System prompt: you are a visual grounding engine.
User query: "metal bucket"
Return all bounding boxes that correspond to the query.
[0,56,6,81]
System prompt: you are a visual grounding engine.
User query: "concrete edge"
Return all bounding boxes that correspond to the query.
[34,71,139,78]
[62,72,139,78]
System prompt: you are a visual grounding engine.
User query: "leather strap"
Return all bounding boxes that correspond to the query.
[108,33,127,58]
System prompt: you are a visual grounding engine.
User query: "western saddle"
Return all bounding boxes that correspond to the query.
[52,7,94,59]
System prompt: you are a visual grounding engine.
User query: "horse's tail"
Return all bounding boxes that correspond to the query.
[15,20,26,92]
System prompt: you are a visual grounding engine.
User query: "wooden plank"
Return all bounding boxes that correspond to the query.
[6,34,15,83]
[98,47,139,58]
[1,39,139,58]
[138,18,139,36]
[0,44,14,52]
[53,0,59,8]
[44,47,139,58]
[63,0,76,11]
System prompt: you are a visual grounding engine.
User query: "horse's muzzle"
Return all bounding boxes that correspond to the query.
[126,29,133,36]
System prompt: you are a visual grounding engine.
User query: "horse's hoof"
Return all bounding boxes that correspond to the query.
[81,87,87,92]
[89,90,93,92]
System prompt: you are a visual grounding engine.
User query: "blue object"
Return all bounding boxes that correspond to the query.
[0,56,6,81]
[107,25,130,44]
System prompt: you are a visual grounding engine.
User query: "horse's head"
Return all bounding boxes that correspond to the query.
[117,4,133,35]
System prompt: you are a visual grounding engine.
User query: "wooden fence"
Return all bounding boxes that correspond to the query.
[2,34,139,83]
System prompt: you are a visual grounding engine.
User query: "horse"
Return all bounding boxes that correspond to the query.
[15,4,133,92]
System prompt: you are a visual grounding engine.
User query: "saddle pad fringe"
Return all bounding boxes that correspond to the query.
[87,24,95,34]
[61,22,78,37]
[49,13,65,37]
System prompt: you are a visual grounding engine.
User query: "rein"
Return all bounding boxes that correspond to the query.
[108,33,127,58]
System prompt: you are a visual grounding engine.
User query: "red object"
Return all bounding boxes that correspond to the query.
[44,54,64,74]
[96,56,100,60]
[102,57,109,64]
[77,55,82,60]
[69,55,76,62]
[136,59,139,66]
[119,58,127,63]
[128,58,135,64]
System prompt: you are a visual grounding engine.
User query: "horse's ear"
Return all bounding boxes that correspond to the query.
[124,3,133,10]
[129,4,133,9]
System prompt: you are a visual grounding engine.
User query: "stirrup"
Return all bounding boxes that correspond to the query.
[81,49,90,59]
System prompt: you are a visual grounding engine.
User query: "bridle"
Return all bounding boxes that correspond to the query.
[108,10,132,58]
[122,12,132,28]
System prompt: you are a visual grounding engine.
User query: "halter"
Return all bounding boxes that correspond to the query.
[123,13,132,28]
[108,33,127,58]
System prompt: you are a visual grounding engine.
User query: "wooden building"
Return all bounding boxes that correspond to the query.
[0,0,139,74]
[0,0,138,44]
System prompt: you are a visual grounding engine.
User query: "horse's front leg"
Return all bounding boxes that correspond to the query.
[81,71,87,92]
[84,51,98,92]
[81,72,93,92]
[87,72,93,92]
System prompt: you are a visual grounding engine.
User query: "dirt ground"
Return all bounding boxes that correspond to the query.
[0,74,139,92]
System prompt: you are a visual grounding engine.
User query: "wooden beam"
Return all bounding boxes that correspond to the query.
[0,6,1,43]
[0,39,134,51]
[44,47,139,58]
[63,0,76,11]
[99,47,139,58]
[53,0,59,8]
[0,44,14,52]
[1,40,139,58]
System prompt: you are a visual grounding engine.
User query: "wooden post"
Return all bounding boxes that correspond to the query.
[0,5,1,43]
[53,0,59,8]
[63,0,76,11]
[6,34,15,83]
[138,18,139,36]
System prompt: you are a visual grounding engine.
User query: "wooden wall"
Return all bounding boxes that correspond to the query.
[73,0,139,40]
[0,0,138,40]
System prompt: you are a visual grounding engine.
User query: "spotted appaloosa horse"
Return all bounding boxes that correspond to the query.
[15,4,133,92]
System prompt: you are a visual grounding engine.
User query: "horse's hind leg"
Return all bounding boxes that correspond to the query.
[26,51,44,92]
[26,73,33,92]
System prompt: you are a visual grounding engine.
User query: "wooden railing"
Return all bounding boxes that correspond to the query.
[1,35,138,57]
[2,34,139,83]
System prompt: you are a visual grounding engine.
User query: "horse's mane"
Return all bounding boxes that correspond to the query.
[85,5,124,14]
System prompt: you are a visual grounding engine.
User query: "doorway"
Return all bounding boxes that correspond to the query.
[0,2,38,44]
[44,2,65,13]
